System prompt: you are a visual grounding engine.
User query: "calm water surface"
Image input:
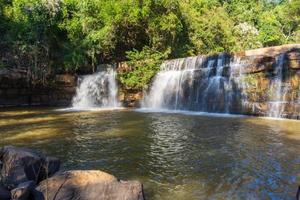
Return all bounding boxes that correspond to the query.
[0,107,300,200]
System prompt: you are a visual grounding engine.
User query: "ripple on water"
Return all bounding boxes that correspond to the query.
[0,107,299,200]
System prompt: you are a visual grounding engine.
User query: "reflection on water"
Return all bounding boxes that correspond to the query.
[0,107,300,199]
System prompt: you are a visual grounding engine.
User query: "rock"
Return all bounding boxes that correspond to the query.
[120,90,143,107]
[36,170,145,200]
[0,146,43,188]
[0,185,11,200]
[11,181,35,200]
[287,51,300,69]
[44,157,60,179]
[55,74,76,87]
[236,56,275,74]
[244,44,300,57]
[0,146,60,189]
[0,68,76,106]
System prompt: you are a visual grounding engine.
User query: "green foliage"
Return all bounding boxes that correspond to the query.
[1,0,299,88]
[233,22,262,50]
[258,11,285,46]
[183,4,238,54]
[118,47,170,89]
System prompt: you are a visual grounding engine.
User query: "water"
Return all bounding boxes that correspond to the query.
[1,107,300,199]
[72,69,120,109]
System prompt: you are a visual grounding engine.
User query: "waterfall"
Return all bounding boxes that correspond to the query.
[142,52,298,118]
[267,54,287,118]
[142,54,244,113]
[72,68,120,109]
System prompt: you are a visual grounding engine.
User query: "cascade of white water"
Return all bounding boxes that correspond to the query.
[142,54,245,113]
[142,51,298,119]
[268,54,287,118]
[228,56,250,113]
[72,68,120,109]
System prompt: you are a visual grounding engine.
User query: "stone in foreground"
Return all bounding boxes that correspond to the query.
[0,145,60,189]
[35,170,145,200]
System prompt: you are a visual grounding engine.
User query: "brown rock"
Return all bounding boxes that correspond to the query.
[55,74,76,86]
[239,56,275,74]
[287,51,300,69]
[244,44,300,57]
[36,170,145,200]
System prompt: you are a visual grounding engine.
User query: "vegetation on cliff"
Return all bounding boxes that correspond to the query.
[0,0,299,88]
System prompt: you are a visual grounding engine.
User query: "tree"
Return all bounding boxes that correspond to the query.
[1,0,298,88]
[182,4,238,54]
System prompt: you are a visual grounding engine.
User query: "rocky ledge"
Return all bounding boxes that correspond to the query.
[0,146,145,200]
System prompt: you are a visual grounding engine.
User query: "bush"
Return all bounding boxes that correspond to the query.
[118,46,170,90]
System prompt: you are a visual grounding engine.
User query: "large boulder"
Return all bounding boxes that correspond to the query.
[0,146,60,189]
[35,170,145,200]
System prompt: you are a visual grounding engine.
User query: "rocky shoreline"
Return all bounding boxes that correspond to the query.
[0,146,145,200]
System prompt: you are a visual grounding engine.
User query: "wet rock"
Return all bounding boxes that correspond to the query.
[11,181,35,200]
[36,170,145,200]
[0,146,60,189]
[0,185,11,200]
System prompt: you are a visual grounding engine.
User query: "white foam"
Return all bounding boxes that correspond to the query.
[56,107,124,112]
[135,108,246,118]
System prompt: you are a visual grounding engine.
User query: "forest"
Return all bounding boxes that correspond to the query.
[0,0,299,89]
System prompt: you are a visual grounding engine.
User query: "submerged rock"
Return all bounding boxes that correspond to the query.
[35,170,145,200]
[0,146,60,189]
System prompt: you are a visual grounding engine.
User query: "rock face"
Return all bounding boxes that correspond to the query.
[233,46,300,119]
[0,70,76,106]
[35,170,144,200]
[0,146,60,189]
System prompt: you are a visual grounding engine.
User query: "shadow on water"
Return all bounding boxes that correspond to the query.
[0,107,299,200]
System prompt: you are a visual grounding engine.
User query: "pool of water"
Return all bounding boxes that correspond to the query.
[0,107,299,199]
